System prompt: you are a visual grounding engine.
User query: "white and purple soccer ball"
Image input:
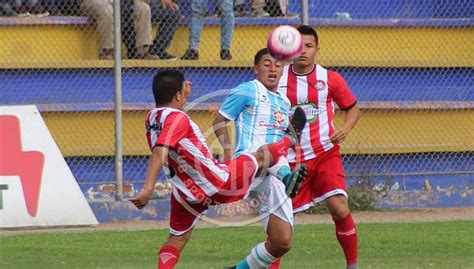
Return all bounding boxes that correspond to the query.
[267,25,303,61]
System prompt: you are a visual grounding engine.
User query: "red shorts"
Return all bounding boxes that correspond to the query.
[169,153,257,235]
[291,147,347,213]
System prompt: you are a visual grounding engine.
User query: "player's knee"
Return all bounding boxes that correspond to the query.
[330,206,350,220]
[278,240,292,254]
[326,195,350,220]
[271,235,292,255]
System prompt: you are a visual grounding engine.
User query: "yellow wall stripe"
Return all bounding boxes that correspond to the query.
[42,109,473,156]
[1,25,472,67]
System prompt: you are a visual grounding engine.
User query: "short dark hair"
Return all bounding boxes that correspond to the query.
[297,25,319,46]
[254,48,271,65]
[152,70,185,105]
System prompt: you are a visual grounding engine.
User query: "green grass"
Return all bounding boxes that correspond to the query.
[1,221,473,269]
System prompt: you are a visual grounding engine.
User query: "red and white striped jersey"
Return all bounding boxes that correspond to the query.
[278,64,357,162]
[145,107,229,202]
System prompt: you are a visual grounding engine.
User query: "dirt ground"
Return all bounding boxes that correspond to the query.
[1,207,473,235]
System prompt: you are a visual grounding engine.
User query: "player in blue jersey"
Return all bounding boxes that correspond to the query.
[213,48,307,269]
[215,48,304,195]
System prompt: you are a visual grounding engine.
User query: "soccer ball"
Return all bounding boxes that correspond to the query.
[267,25,303,61]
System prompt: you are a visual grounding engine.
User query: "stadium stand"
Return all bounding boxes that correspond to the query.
[0,0,472,215]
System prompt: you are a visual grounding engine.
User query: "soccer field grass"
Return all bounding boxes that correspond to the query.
[1,221,473,269]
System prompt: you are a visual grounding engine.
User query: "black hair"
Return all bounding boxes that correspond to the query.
[152,70,185,105]
[254,48,271,65]
[297,25,319,46]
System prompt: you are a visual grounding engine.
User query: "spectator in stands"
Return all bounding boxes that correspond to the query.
[149,0,180,60]
[0,2,16,16]
[181,0,234,60]
[41,0,62,15]
[8,0,51,17]
[234,0,268,17]
[81,0,157,60]
[233,0,298,18]
[265,0,298,17]
[121,0,179,60]
[59,0,81,15]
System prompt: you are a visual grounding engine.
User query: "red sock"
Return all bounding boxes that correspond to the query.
[158,245,180,269]
[334,214,358,266]
[265,136,293,166]
[269,257,281,269]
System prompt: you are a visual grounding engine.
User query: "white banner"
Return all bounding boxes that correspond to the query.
[0,105,98,228]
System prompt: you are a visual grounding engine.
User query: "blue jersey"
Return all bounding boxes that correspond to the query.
[219,79,291,156]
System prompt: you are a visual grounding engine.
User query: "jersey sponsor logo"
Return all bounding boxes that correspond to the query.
[316,80,326,91]
[146,122,162,132]
[292,103,319,123]
[273,109,286,125]
[258,121,286,131]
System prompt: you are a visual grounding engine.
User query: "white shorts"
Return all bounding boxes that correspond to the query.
[245,175,294,232]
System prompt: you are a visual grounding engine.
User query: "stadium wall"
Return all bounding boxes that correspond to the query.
[1,13,472,217]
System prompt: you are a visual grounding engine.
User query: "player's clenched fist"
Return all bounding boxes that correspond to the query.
[130,189,153,209]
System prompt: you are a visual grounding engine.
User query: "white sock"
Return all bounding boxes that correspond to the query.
[267,157,291,182]
[246,242,277,269]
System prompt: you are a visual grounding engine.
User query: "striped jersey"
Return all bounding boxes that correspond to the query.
[278,64,357,162]
[145,107,229,202]
[219,79,291,155]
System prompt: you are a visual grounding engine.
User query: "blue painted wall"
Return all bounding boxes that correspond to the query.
[71,152,474,209]
[1,68,472,111]
[69,152,474,185]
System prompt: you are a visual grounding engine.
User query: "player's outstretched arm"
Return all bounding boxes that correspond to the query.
[130,146,168,209]
[213,113,234,161]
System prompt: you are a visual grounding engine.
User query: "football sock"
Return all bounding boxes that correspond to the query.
[235,259,251,269]
[266,137,293,166]
[158,245,180,269]
[334,214,358,266]
[267,157,292,182]
[268,257,281,269]
[237,242,277,269]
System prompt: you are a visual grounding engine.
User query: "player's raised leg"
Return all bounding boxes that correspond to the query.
[279,105,307,198]
[245,106,308,198]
